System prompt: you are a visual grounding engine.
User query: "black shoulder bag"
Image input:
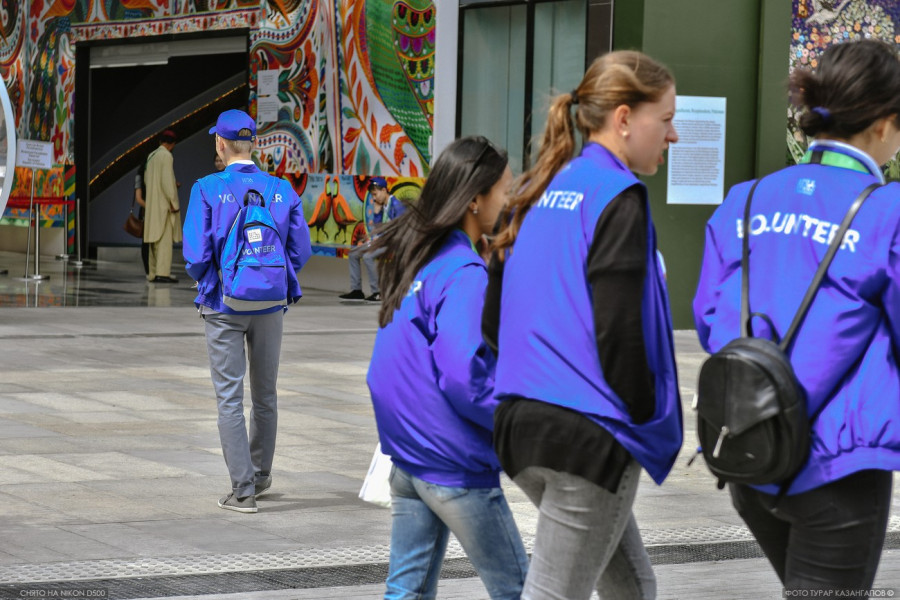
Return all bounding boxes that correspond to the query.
[696,179,882,496]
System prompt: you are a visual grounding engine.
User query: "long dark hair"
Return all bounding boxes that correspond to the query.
[494,50,673,257]
[792,39,900,140]
[371,136,509,327]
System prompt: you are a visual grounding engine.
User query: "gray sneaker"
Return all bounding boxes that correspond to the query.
[255,476,272,497]
[218,493,257,513]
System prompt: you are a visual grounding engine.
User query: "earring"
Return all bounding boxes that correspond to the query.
[472,208,479,215]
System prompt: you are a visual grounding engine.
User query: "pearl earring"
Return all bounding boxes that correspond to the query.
[472,207,479,215]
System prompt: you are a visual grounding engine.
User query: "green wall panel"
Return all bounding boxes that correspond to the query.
[613,0,790,329]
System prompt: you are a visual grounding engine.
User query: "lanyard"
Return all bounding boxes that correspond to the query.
[801,149,870,174]
[800,140,884,183]
[456,228,478,254]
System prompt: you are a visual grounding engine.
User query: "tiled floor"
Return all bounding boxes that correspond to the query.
[0,251,198,308]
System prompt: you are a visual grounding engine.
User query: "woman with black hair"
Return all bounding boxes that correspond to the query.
[366,136,528,600]
[694,38,900,591]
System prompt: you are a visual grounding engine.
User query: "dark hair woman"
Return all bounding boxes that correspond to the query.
[366,136,528,599]
[694,38,900,592]
[483,50,683,599]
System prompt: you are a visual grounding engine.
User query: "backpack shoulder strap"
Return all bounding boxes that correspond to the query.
[739,179,762,338]
[259,176,278,209]
[778,181,882,351]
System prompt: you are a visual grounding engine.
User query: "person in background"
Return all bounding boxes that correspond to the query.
[183,109,312,514]
[694,38,900,593]
[144,129,181,283]
[339,177,405,302]
[484,51,683,599]
[133,152,152,275]
[367,136,528,599]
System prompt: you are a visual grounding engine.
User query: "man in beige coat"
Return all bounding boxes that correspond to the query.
[144,130,181,283]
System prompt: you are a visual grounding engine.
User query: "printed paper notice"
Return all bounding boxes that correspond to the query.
[666,96,726,205]
[16,139,53,170]
[258,69,279,97]
[257,96,279,123]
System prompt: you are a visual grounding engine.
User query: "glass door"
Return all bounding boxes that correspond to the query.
[457,0,590,173]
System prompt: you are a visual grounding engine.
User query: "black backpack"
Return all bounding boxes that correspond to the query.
[696,179,881,491]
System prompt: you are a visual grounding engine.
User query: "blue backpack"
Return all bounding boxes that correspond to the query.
[219,177,290,311]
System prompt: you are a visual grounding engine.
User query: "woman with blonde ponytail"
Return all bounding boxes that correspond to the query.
[483,51,683,599]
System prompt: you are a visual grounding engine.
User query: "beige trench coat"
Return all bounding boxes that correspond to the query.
[143,146,182,244]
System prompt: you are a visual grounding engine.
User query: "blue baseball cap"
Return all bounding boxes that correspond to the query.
[368,176,388,189]
[209,109,256,141]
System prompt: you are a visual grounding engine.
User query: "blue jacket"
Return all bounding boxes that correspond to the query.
[367,230,502,488]
[183,162,312,314]
[494,143,684,485]
[364,194,403,239]
[693,140,900,494]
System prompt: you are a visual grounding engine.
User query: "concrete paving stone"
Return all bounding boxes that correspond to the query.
[0,397,60,414]
[57,452,194,480]
[58,523,200,557]
[52,410,153,425]
[4,392,124,413]
[1,525,127,562]
[0,491,69,524]
[141,409,217,423]
[274,412,362,432]
[80,391,190,412]
[127,518,289,550]
[124,450,225,477]
[0,455,114,483]
[278,385,371,406]
[1,482,180,524]
[283,405,377,428]
[0,419,61,440]
[0,466,60,489]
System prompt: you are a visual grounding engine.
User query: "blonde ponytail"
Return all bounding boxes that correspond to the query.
[493,51,674,258]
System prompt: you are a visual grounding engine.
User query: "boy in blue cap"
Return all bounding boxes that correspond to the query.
[183,109,312,513]
[339,176,405,302]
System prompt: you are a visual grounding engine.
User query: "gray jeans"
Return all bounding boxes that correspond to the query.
[348,244,384,294]
[513,460,655,600]
[203,310,283,498]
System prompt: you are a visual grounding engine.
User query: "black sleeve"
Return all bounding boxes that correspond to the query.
[587,185,656,424]
[481,249,503,354]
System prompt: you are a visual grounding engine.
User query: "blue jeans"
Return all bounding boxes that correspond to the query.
[385,466,528,600]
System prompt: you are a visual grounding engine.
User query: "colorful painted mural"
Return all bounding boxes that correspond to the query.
[301,174,422,256]
[1,0,432,252]
[790,0,900,176]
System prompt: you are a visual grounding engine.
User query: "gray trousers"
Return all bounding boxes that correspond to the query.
[203,310,283,498]
[513,459,656,600]
[348,245,384,294]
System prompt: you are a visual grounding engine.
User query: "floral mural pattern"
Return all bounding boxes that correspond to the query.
[2,0,431,251]
[790,0,900,177]
[302,174,422,257]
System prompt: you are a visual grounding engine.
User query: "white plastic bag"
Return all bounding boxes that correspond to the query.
[359,443,393,508]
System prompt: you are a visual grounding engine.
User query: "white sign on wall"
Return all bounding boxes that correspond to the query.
[16,140,53,170]
[666,96,727,205]
[257,70,279,123]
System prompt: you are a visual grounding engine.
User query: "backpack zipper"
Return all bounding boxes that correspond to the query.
[712,425,729,458]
